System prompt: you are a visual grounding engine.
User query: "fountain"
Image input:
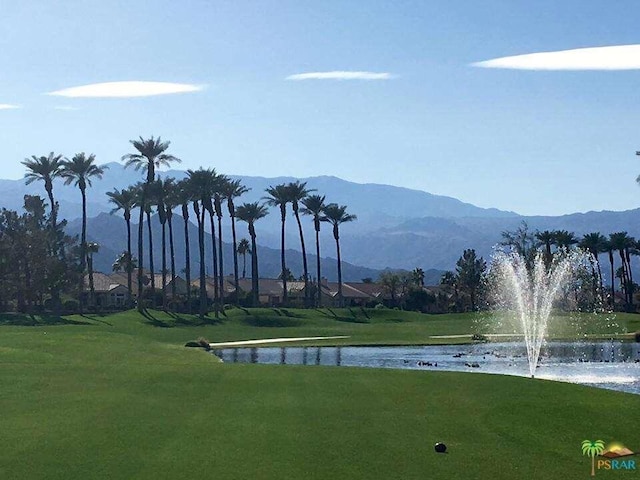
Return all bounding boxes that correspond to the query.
[488,249,592,378]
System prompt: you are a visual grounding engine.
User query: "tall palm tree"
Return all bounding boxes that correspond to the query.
[22,153,64,229]
[187,169,213,318]
[581,439,605,477]
[553,230,578,251]
[301,194,326,307]
[142,183,158,305]
[214,175,229,306]
[236,202,269,305]
[176,179,193,312]
[162,179,179,303]
[223,179,250,302]
[604,238,616,308]
[610,231,635,309]
[579,232,607,301]
[153,178,176,310]
[264,184,290,304]
[287,181,315,306]
[321,204,356,308]
[122,136,180,311]
[86,242,100,308]
[237,238,251,279]
[107,186,137,304]
[201,171,221,312]
[61,153,107,312]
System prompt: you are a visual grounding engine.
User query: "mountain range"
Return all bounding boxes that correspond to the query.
[4,162,640,283]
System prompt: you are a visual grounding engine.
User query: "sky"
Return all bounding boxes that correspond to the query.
[1,0,640,216]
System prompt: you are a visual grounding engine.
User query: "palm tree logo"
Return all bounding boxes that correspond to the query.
[582,439,605,476]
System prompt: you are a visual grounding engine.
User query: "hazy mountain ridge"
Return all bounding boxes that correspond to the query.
[4,163,640,277]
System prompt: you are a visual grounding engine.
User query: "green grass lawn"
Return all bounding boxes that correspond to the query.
[1,308,639,479]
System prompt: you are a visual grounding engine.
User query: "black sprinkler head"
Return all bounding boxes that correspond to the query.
[434,442,447,453]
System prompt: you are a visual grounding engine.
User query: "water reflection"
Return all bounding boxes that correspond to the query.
[212,342,640,395]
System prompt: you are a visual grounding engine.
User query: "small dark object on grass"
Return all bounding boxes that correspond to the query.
[634,331,640,342]
[435,442,447,453]
[185,338,212,351]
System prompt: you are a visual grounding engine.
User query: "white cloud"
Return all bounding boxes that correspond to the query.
[0,104,21,110]
[472,44,640,70]
[53,105,80,111]
[286,71,394,80]
[47,81,205,98]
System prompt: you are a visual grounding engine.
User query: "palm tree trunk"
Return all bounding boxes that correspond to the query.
[137,199,145,312]
[625,248,634,309]
[217,214,224,307]
[334,226,343,308]
[146,210,155,308]
[594,253,604,303]
[315,223,321,307]
[126,214,132,307]
[231,216,240,304]
[168,214,176,302]
[161,221,167,310]
[88,254,95,308]
[196,203,207,319]
[182,204,191,314]
[609,250,615,308]
[79,187,87,313]
[242,252,247,278]
[250,225,259,306]
[294,210,309,306]
[280,209,287,305]
[208,212,219,316]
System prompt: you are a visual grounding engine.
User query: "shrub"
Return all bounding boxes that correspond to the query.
[197,337,211,351]
[374,303,385,310]
[63,300,79,313]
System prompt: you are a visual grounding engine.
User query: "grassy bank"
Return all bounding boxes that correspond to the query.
[1,308,638,479]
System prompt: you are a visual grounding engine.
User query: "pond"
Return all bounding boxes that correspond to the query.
[212,341,640,395]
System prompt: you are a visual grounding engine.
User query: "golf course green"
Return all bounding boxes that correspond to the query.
[1,308,638,479]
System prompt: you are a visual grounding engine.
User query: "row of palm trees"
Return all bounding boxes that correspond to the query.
[22,137,357,316]
[534,229,638,309]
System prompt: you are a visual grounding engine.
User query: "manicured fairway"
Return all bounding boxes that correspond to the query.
[1,308,638,479]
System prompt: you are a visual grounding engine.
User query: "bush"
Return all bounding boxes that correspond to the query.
[374,303,385,310]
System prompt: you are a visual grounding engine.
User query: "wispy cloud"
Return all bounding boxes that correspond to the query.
[286,71,394,81]
[47,81,205,98]
[0,104,21,110]
[472,44,640,70]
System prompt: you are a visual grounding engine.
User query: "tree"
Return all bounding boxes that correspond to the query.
[500,221,536,269]
[61,153,106,312]
[122,136,181,311]
[237,238,251,279]
[535,230,555,268]
[200,170,221,313]
[579,232,607,302]
[378,271,402,306]
[223,179,249,303]
[186,169,213,318]
[176,179,193,312]
[609,231,635,310]
[553,229,578,251]
[287,181,315,306]
[22,153,64,230]
[581,439,605,477]
[213,175,229,308]
[264,184,290,305]
[107,186,137,304]
[301,194,326,307]
[112,251,137,274]
[86,242,100,308]
[455,249,486,311]
[236,202,269,305]
[412,268,425,287]
[321,203,356,308]
[440,271,459,312]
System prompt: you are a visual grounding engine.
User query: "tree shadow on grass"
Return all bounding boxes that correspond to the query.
[0,313,93,326]
[242,316,302,327]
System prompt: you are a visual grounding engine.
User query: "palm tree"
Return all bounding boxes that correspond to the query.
[142,183,158,305]
[609,231,635,309]
[581,439,605,477]
[222,178,249,303]
[162,179,179,303]
[112,251,137,274]
[553,230,578,251]
[604,239,616,308]
[187,169,213,318]
[200,171,221,312]
[22,153,64,229]
[579,232,607,301]
[122,136,181,311]
[237,238,251,279]
[301,194,326,306]
[107,186,137,304]
[321,204,356,308]
[535,230,555,267]
[264,184,290,304]
[153,178,177,310]
[287,181,315,306]
[86,242,100,308]
[61,153,107,312]
[176,179,193,312]
[236,202,269,305]
[213,175,229,307]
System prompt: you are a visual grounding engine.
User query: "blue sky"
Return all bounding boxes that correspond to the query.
[1,0,640,216]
